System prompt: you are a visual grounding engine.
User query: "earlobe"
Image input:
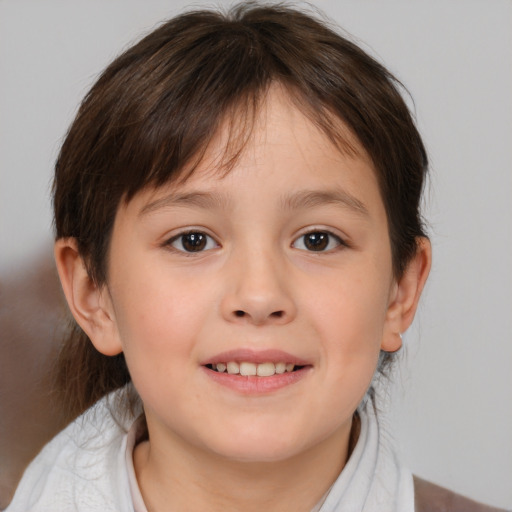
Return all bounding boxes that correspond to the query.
[54,238,123,356]
[381,237,432,352]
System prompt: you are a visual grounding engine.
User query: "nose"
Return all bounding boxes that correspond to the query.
[220,246,297,326]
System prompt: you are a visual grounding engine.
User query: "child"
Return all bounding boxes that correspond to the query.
[4,3,506,511]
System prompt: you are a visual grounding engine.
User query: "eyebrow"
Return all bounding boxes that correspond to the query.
[139,188,369,217]
[280,189,369,217]
[139,191,231,216]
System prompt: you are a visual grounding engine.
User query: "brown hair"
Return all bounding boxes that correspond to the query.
[53,2,428,419]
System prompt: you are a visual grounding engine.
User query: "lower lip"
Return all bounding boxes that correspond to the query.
[202,366,311,394]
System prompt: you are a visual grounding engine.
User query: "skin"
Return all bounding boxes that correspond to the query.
[55,86,431,512]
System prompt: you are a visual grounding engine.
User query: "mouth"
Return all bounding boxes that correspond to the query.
[201,349,311,393]
[205,361,306,376]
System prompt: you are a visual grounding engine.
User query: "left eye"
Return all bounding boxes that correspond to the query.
[168,231,218,253]
[293,231,342,252]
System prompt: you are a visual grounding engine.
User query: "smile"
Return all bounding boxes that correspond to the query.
[201,349,312,394]
[207,361,299,376]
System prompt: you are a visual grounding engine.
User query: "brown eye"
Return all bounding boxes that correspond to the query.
[293,231,342,252]
[304,232,328,251]
[169,232,217,253]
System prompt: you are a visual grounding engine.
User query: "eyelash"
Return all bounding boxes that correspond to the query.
[165,228,347,255]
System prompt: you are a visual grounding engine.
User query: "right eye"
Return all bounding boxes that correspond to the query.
[167,231,218,253]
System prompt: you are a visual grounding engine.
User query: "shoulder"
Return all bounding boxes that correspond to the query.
[4,392,135,512]
[413,475,510,512]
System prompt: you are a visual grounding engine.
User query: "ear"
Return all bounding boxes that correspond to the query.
[54,238,123,356]
[381,237,432,352]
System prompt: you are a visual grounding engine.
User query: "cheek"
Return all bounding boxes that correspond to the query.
[309,270,389,340]
[302,265,390,381]
[113,254,204,332]
[109,267,214,384]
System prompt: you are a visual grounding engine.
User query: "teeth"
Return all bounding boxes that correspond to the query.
[257,362,275,377]
[227,361,240,374]
[239,362,257,376]
[211,361,297,376]
[275,362,286,374]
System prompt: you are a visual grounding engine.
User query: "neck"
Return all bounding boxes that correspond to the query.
[134,416,359,512]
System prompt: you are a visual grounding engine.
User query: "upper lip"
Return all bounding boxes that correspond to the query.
[200,349,310,366]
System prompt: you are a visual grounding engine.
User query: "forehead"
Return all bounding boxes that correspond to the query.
[212,84,370,175]
[123,85,384,222]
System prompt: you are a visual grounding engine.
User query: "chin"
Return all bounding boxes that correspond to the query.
[201,426,312,464]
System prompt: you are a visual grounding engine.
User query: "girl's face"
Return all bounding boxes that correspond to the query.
[102,88,403,463]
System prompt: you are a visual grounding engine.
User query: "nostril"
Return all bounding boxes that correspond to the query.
[232,309,285,321]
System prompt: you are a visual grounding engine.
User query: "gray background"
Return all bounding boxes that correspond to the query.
[1,0,511,508]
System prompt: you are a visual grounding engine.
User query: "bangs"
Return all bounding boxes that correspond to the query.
[125,81,362,198]
[111,34,361,202]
